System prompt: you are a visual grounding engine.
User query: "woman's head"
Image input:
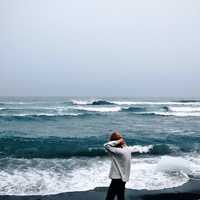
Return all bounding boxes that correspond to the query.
[110,131,125,147]
[110,131,123,141]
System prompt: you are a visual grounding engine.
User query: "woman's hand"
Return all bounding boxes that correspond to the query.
[118,138,125,146]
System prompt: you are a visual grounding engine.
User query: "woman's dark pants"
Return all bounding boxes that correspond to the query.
[105,179,126,200]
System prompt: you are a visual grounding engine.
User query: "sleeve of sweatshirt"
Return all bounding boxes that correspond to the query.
[127,145,153,153]
[103,140,123,154]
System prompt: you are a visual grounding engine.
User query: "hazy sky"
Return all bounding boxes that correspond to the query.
[1,0,200,97]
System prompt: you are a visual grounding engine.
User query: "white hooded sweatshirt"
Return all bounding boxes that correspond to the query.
[104,140,151,182]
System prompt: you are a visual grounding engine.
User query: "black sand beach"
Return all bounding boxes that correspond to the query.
[1,180,200,200]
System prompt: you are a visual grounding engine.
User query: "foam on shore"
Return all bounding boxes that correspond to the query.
[0,155,200,196]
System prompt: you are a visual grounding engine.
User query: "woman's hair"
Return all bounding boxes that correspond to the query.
[109,131,124,147]
[110,132,123,141]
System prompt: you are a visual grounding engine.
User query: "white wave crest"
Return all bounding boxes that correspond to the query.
[72,100,94,105]
[73,106,122,112]
[153,111,200,117]
[167,106,200,112]
[0,106,68,111]
[111,101,200,105]
[128,145,153,153]
[0,113,81,117]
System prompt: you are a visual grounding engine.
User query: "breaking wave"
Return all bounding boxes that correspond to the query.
[178,100,200,103]
[1,155,198,195]
[166,106,200,112]
[1,135,200,159]
[72,100,200,106]
[72,106,122,112]
[122,106,146,112]
[0,113,86,121]
[0,136,155,158]
[138,112,200,117]
[90,100,115,105]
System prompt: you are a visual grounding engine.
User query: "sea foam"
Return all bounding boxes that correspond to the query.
[1,155,198,195]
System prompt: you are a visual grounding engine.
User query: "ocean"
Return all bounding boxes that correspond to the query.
[0,97,200,195]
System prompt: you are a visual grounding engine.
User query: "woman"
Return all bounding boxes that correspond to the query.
[104,131,151,200]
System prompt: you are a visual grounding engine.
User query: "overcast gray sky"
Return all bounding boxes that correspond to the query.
[0,0,200,97]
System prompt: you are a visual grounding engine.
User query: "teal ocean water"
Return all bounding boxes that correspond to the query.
[0,97,200,195]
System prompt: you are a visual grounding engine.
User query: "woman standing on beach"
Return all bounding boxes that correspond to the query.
[104,131,150,200]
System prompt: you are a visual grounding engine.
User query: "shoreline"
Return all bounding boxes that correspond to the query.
[1,179,200,200]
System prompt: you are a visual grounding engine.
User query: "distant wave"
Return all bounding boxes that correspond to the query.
[166,106,200,112]
[72,106,145,113]
[2,100,200,107]
[72,100,93,105]
[1,107,200,118]
[178,100,200,103]
[73,106,122,112]
[90,100,115,105]
[0,113,85,121]
[112,101,200,105]
[72,105,147,113]
[0,106,68,112]
[159,106,200,117]
[138,111,200,117]
[72,100,115,105]
[72,100,171,105]
[2,103,200,118]
[0,113,81,117]
[72,100,200,106]
[122,106,146,112]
